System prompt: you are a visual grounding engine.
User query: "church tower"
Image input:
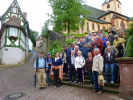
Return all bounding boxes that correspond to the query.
[102,0,122,14]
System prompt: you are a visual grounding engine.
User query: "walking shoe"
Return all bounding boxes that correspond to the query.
[39,87,42,90]
[98,91,103,95]
[42,87,45,89]
[92,90,98,93]
[104,80,107,83]
[111,81,114,84]
[54,86,57,88]
[60,86,62,89]
[69,81,72,84]
[74,81,77,84]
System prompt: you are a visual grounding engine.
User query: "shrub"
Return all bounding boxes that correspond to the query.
[124,19,133,57]
[84,32,88,34]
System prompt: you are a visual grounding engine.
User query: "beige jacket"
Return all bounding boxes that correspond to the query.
[75,56,85,68]
[60,52,67,63]
[92,54,103,73]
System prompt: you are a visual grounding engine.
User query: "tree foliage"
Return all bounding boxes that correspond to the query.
[124,19,133,57]
[30,29,39,46]
[48,0,90,33]
[41,21,49,38]
[48,38,75,57]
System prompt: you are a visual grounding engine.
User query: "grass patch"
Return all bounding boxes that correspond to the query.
[0,52,32,67]
[62,33,87,37]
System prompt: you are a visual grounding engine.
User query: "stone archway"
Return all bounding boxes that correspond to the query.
[120,20,125,29]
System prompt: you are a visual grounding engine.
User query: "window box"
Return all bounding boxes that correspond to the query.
[9,36,17,41]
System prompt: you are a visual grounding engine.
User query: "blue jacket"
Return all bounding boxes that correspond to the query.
[65,48,71,60]
[80,47,91,59]
[86,38,89,43]
[102,37,108,48]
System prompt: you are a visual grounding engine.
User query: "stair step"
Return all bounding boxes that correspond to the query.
[63,74,120,84]
[62,81,119,94]
[63,77,120,88]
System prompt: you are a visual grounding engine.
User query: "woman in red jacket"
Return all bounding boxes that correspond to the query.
[91,43,102,57]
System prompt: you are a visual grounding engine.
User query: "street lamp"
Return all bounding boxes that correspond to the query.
[80,14,83,37]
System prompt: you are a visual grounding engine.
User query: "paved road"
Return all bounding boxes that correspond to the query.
[0,51,123,100]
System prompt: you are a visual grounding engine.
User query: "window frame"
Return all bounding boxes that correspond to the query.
[9,27,18,37]
[13,7,17,13]
[107,4,110,9]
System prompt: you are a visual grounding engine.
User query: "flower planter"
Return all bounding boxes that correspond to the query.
[9,36,17,41]
[116,57,133,100]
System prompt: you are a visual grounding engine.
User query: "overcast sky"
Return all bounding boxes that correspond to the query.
[0,0,133,35]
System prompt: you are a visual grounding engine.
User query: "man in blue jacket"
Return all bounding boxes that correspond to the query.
[80,42,91,60]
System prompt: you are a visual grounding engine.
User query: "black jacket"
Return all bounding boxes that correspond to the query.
[103,52,116,64]
[67,55,76,66]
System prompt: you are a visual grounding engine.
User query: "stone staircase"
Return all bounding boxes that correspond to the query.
[62,72,120,94]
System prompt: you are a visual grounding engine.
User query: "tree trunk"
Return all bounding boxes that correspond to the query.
[67,21,70,34]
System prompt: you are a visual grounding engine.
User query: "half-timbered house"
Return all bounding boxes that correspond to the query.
[0,0,30,65]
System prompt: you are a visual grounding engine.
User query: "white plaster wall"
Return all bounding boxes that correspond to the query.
[29,39,33,50]
[2,47,25,65]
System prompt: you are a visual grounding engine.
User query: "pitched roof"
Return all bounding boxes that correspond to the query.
[36,36,44,41]
[127,18,133,22]
[87,15,110,23]
[5,15,22,27]
[97,10,129,19]
[102,0,121,5]
[82,5,105,18]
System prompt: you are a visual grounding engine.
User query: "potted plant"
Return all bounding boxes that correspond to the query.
[9,35,17,41]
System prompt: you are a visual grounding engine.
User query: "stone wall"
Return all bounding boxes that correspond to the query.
[34,30,74,55]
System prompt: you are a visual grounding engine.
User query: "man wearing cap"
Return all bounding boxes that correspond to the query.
[68,43,73,51]
[45,53,55,86]
[34,52,48,90]
[108,32,115,46]
[110,28,116,35]
[80,42,91,60]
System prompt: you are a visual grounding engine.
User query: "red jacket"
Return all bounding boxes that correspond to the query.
[95,39,104,49]
[91,48,102,57]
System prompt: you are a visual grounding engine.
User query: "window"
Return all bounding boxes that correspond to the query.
[107,4,110,8]
[103,17,106,20]
[13,7,17,13]
[118,4,119,8]
[92,23,95,30]
[10,28,17,37]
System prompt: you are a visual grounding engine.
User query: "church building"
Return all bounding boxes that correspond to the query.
[0,0,30,65]
[72,0,132,34]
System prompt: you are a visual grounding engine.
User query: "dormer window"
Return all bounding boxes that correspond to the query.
[13,7,17,13]
[10,28,17,37]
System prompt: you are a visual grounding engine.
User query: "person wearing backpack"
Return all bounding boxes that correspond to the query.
[34,52,48,90]
[103,46,116,84]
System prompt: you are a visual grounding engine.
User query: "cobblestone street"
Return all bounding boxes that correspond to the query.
[0,51,123,100]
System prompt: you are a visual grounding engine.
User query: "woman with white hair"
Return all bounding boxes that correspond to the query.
[103,46,116,84]
[75,51,85,85]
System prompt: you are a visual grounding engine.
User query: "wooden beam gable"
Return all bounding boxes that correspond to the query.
[2,0,26,28]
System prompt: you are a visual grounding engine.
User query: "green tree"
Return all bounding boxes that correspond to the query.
[124,19,133,57]
[48,0,90,33]
[30,29,39,47]
[41,21,49,38]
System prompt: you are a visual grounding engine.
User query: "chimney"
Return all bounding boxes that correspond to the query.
[23,12,27,20]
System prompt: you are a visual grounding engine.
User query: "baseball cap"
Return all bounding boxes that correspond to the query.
[48,53,51,55]
[65,45,68,47]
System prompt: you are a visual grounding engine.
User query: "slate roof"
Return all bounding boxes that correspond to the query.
[102,0,121,5]
[127,18,133,21]
[97,10,129,19]
[87,15,110,23]
[6,15,22,27]
[83,5,105,18]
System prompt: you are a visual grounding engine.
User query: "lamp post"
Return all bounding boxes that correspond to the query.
[80,14,83,37]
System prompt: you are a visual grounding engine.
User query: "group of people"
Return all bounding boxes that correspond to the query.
[34,27,126,95]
